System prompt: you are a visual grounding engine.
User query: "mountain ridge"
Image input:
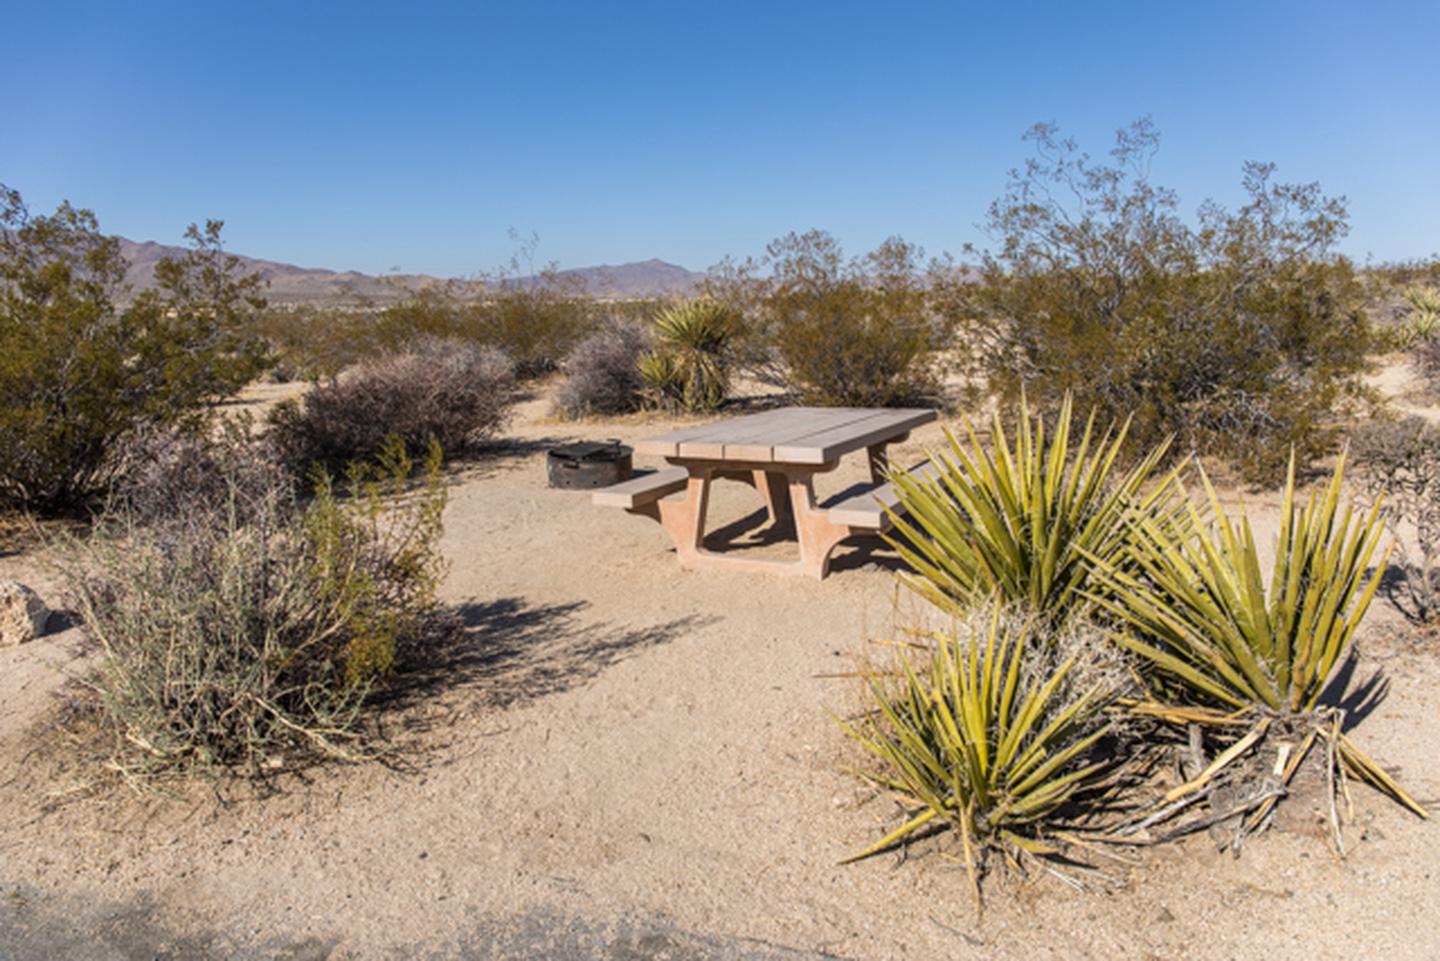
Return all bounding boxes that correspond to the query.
[116,237,706,304]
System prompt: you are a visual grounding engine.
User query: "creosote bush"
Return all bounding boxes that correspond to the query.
[553,318,650,418]
[270,337,515,479]
[0,186,269,514]
[961,119,1373,483]
[705,232,950,406]
[62,437,450,778]
[370,271,599,378]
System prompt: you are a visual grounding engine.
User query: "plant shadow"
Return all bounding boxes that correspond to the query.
[444,434,580,482]
[1317,651,1390,733]
[380,597,715,723]
[1376,561,1437,626]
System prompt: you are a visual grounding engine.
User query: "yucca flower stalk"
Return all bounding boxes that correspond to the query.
[886,395,1190,625]
[1090,452,1427,848]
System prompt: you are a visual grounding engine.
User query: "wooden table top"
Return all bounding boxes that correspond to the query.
[634,406,937,465]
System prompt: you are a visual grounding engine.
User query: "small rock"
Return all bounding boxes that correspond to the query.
[0,581,48,647]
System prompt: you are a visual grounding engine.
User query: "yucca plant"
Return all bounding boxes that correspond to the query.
[1404,285,1440,344]
[646,298,736,411]
[886,395,1189,625]
[1090,453,1428,849]
[841,608,1126,901]
[637,349,684,411]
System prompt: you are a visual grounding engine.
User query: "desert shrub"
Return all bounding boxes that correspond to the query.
[1411,334,1440,387]
[371,275,598,379]
[270,337,514,479]
[372,285,469,350]
[640,298,736,411]
[112,420,284,529]
[61,439,449,777]
[1089,454,1427,848]
[553,318,651,417]
[0,188,269,514]
[474,278,599,377]
[887,396,1189,625]
[256,304,382,381]
[842,607,1128,899]
[704,232,949,406]
[961,119,1373,483]
[1350,415,1440,622]
[1403,286,1440,381]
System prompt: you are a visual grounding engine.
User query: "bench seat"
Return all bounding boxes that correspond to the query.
[825,459,941,530]
[592,467,690,509]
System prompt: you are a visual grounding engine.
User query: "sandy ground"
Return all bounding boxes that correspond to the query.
[1,376,1438,961]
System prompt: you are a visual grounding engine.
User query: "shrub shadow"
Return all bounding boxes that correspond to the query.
[1376,561,1434,625]
[382,597,714,717]
[1317,651,1390,733]
[446,435,578,481]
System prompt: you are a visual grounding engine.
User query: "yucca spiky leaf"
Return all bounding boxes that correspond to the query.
[648,298,735,411]
[840,609,1120,894]
[1091,451,1387,714]
[885,395,1189,624]
[1089,453,1427,824]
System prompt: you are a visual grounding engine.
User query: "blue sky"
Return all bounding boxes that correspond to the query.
[6,1,1438,276]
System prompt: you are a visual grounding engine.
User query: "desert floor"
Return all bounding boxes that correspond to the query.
[1,367,1437,961]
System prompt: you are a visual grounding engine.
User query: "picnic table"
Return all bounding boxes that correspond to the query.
[593,406,938,579]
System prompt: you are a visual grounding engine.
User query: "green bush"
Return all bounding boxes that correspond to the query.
[705,232,949,406]
[475,276,599,377]
[62,437,450,778]
[256,304,383,381]
[369,275,598,379]
[960,119,1373,483]
[0,188,269,514]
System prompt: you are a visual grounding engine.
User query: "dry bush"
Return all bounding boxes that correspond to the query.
[553,318,650,418]
[112,420,285,529]
[1350,415,1440,622]
[60,438,451,778]
[270,337,515,479]
[1414,336,1440,387]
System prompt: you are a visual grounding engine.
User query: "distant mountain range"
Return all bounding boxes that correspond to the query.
[116,238,706,304]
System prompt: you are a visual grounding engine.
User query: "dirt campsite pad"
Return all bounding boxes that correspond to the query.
[1,381,1439,961]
